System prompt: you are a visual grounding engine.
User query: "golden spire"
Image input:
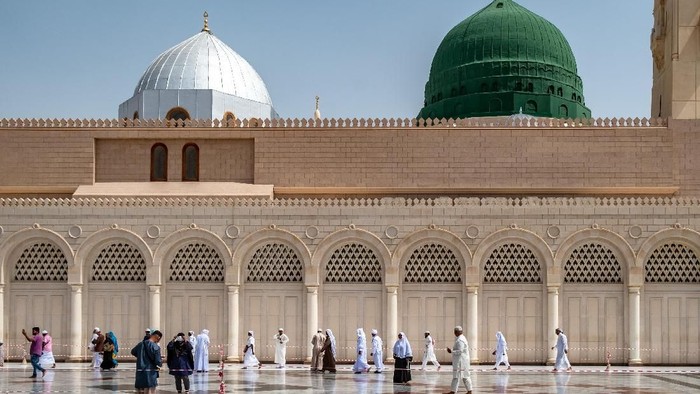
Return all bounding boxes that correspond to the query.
[202,11,211,33]
[314,96,321,121]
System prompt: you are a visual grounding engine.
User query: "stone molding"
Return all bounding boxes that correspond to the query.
[0,117,668,129]
[0,196,698,207]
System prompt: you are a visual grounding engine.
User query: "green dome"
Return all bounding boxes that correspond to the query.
[418,0,591,120]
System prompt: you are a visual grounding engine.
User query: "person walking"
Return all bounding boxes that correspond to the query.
[92,328,105,368]
[194,329,210,372]
[352,328,371,373]
[392,332,413,384]
[100,331,119,370]
[551,328,572,372]
[167,333,194,394]
[187,331,197,356]
[492,331,511,370]
[445,326,472,394]
[22,327,46,378]
[320,329,337,374]
[131,329,163,394]
[89,327,99,368]
[310,329,325,372]
[242,331,262,369]
[39,330,56,368]
[273,328,289,369]
[370,329,384,373]
[421,331,441,371]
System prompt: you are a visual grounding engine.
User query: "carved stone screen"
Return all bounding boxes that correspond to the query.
[14,242,68,282]
[91,243,147,282]
[564,243,622,283]
[483,243,542,283]
[645,243,700,283]
[325,243,382,283]
[404,243,461,283]
[246,243,303,282]
[169,243,224,282]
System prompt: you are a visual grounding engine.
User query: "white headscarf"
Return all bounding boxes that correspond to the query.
[326,329,337,358]
[393,332,412,358]
[357,328,367,351]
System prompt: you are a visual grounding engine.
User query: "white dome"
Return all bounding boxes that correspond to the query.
[134,31,272,105]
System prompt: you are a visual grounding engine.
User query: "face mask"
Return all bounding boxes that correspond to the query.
[176,336,184,342]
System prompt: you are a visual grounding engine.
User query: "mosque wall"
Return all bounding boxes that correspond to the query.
[0,197,699,365]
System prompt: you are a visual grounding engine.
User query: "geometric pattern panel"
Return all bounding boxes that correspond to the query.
[91,243,147,282]
[564,243,622,284]
[325,243,382,283]
[169,243,224,282]
[14,242,68,282]
[404,243,461,283]
[246,243,303,282]
[483,243,542,283]
[645,243,700,283]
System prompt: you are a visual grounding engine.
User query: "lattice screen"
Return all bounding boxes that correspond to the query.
[14,243,68,281]
[483,243,542,283]
[325,243,382,283]
[645,243,700,283]
[564,243,622,283]
[246,243,303,282]
[169,243,224,282]
[404,243,461,283]
[91,243,147,282]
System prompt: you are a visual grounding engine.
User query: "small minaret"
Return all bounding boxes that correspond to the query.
[202,11,211,34]
[314,96,321,120]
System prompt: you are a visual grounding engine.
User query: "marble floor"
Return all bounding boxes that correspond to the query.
[0,363,698,393]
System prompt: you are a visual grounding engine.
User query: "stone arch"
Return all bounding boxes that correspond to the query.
[554,228,635,285]
[472,228,553,286]
[232,228,313,286]
[311,227,392,285]
[392,228,472,284]
[153,227,231,286]
[637,227,700,285]
[0,227,74,285]
[72,227,153,285]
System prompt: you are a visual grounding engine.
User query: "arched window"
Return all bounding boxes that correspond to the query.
[526,83,534,92]
[182,143,199,182]
[547,85,555,94]
[525,100,538,113]
[150,143,168,182]
[133,111,139,120]
[571,93,577,101]
[515,81,523,91]
[492,81,500,92]
[557,87,563,97]
[559,105,569,118]
[166,107,191,123]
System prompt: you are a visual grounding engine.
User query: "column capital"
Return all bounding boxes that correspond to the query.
[148,285,161,293]
[466,285,479,294]
[627,286,641,294]
[306,285,319,294]
[386,285,398,294]
[227,285,240,294]
[547,286,560,294]
[70,284,82,293]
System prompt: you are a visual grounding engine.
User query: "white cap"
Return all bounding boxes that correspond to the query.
[94,327,100,332]
[278,328,284,331]
[425,331,431,334]
[454,326,463,332]
[371,329,378,335]
[42,330,48,334]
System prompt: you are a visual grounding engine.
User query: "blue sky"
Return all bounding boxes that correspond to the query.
[0,0,653,119]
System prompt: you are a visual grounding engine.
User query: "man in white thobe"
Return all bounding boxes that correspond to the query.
[492,331,511,370]
[274,328,289,368]
[194,329,210,372]
[188,330,197,355]
[551,328,572,372]
[310,329,325,371]
[370,329,384,373]
[445,326,472,394]
[421,331,441,370]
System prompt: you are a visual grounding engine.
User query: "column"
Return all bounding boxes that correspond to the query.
[547,286,560,365]
[69,285,83,361]
[465,286,479,363]
[0,285,4,346]
[148,285,161,330]
[227,285,240,362]
[628,286,642,365]
[306,286,319,362]
[386,286,398,362]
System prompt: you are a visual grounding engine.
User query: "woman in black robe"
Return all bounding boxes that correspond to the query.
[392,332,413,384]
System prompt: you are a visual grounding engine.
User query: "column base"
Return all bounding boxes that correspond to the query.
[65,356,86,362]
[546,357,556,366]
[628,358,643,366]
[225,356,241,363]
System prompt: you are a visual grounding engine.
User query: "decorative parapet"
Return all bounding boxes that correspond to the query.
[0,117,668,129]
[0,196,698,208]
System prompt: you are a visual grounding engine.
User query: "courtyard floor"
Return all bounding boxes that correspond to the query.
[0,363,698,393]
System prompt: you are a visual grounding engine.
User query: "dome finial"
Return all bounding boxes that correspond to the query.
[314,96,321,120]
[202,11,211,33]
